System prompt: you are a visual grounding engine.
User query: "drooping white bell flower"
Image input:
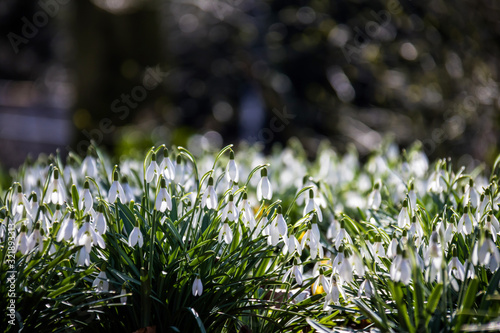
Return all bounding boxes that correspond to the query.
[11,184,25,216]
[239,192,256,230]
[16,225,31,255]
[425,231,443,282]
[457,206,475,235]
[448,245,465,291]
[94,206,107,235]
[269,206,287,246]
[57,211,76,242]
[160,148,176,181]
[108,170,126,203]
[201,177,218,210]
[220,194,239,222]
[76,246,91,266]
[120,286,128,304]
[82,154,98,178]
[76,217,106,252]
[463,179,479,208]
[192,276,203,296]
[218,220,233,244]
[312,267,331,295]
[324,276,341,309]
[121,176,135,203]
[367,181,382,209]
[304,189,323,221]
[128,225,144,248]
[390,250,411,285]
[334,220,352,250]
[472,233,500,272]
[93,270,109,292]
[358,278,373,298]
[29,223,43,254]
[145,152,160,183]
[332,248,354,284]
[79,180,93,214]
[408,182,417,211]
[155,178,172,213]
[282,259,303,286]
[226,150,239,183]
[397,199,410,228]
[257,167,273,201]
[46,168,65,205]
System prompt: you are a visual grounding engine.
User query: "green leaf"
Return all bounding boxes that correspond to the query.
[425,283,443,326]
[48,282,76,298]
[306,318,332,332]
[189,251,215,267]
[186,307,206,333]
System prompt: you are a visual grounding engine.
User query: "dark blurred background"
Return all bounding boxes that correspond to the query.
[1,0,499,169]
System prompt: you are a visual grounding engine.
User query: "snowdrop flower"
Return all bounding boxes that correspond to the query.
[312,268,331,295]
[57,211,76,242]
[448,245,465,291]
[94,206,107,235]
[82,153,98,178]
[218,220,233,244]
[226,150,239,183]
[108,170,126,203]
[269,206,287,246]
[408,216,424,246]
[121,176,135,203]
[76,247,91,266]
[457,206,475,235]
[324,276,341,309]
[155,178,172,212]
[463,179,479,208]
[287,234,302,256]
[192,276,203,296]
[477,192,490,221]
[220,194,238,222]
[332,247,353,284]
[120,286,128,304]
[408,181,417,211]
[369,235,386,263]
[11,184,25,216]
[472,232,500,272]
[397,199,410,228]
[46,168,65,205]
[333,220,352,250]
[201,177,218,210]
[367,181,381,209]
[485,214,500,242]
[23,191,39,221]
[304,189,323,221]
[358,278,373,298]
[76,217,106,253]
[257,167,272,201]
[29,223,43,253]
[301,220,322,258]
[326,217,340,240]
[282,259,303,286]
[128,224,144,248]
[93,270,109,292]
[16,225,31,255]
[390,249,411,285]
[428,166,446,193]
[145,152,160,183]
[425,231,443,282]
[160,148,175,181]
[79,180,93,214]
[239,192,256,230]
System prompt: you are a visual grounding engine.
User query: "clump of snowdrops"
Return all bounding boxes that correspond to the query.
[1,140,500,332]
